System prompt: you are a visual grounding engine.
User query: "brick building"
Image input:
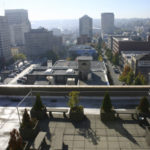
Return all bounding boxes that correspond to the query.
[112,36,150,53]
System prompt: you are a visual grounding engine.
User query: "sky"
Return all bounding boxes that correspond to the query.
[0,0,150,20]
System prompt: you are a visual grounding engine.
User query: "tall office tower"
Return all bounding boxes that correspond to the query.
[5,9,31,46]
[79,15,93,39]
[25,28,53,57]
[101,13,114,34]
[0,16,12,64]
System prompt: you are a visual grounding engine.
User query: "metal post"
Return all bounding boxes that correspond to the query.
[16,106,21,124]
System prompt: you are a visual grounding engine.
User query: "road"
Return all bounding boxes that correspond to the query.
[8,64,36,85]
[102,49,122,85]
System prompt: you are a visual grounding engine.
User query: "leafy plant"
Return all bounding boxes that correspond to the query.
[68,91,80,108]
[7,129,24,150]
[101,92,112,112]
[68,91,84,121]
[137,96,149,113]
[134,73,147,85]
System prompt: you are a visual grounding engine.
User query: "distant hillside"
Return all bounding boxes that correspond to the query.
[31,19,101,30]
[31,18,150,31]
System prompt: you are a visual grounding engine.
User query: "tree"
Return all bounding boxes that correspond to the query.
[101,92,112,112]
[98,55,103,62]
[21,109,34,128]
[134,73,147,85]
[119,65,132,83]
[68,91,80,108]
[126,70,135,85]
[33,93,45,111]
[46,50,59,64]
[112,53,119,65]
[13,53,26,62]
[138,96,149,113]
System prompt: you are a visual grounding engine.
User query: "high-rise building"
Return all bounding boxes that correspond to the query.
[101,13,114,35]
[25,28,53,57]
[5,9,31,46]
[0,16,12,64]
[79,15,93,39]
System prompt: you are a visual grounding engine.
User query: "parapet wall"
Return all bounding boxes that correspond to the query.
[0,85,149,97]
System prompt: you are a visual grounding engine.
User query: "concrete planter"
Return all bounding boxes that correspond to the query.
[69,106,84,122]
[100,109,116,121]
[30,107,47,120]
[6,141,28,150]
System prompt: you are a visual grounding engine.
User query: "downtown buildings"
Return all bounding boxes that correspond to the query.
[78,15,93,44]
[0,16,12,65]
[5,9,31,46]
[101,13,114,40]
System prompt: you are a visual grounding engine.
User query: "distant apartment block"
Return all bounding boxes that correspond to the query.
[79,15,93,39]
[121,51,150,82]
[77,35,91,44]
[25,28,53,57]
[112,36,150,53]
[0,16,12,64]
[25,28,63,57]
[5,9,31,46]
[101,13,114,35]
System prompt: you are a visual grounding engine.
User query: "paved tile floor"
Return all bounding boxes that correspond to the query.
[38,114,150,150]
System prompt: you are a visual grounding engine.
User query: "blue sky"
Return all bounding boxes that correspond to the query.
[0,0,150,20]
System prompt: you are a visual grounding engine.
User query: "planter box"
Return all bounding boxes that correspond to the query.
[30,107,47,120]
[69,106,84,122]
[100,109,116,121]
[19,121,39,141]
[6,141,28,150]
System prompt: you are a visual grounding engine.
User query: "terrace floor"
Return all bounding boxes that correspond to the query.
[36,113,150,150]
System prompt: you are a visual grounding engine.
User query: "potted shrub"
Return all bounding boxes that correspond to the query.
[68,91,84,122]
[136,96,150,116]
[7,129,28,150]
[19,109,38,140]
[100,92,115,121]
[30,93,47,120]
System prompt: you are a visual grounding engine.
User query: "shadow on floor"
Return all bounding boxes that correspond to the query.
[102,117,139,145]
[72,116,100,145]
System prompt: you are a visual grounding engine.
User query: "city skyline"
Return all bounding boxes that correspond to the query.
[0,0,150,20]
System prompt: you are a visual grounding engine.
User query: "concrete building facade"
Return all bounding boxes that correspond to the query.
[0,16,12,64]
[25,28,53,57]
[101,13,114,35]
[5,9,31,46]
[112,36,150,53]
[79,15,93,39]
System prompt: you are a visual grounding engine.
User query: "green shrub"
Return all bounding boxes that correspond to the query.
[68,91,84,121]
[20,109,36,129]
[33,93,45,111]
[137,96,149,113]
[68,91,80,108]
[101,92,112,112]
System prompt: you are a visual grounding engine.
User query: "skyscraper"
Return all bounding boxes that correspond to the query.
[5,9,31,46]
[101,13,114,35]
[79,15,93,39]
[0,16,12,64]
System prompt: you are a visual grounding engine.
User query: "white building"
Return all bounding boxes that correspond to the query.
[5,9,31,46]
[0,16,12,63]
[79,15,93,39]
[101,13,114,35]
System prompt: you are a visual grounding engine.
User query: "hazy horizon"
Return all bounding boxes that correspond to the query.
[0,0,150,20]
